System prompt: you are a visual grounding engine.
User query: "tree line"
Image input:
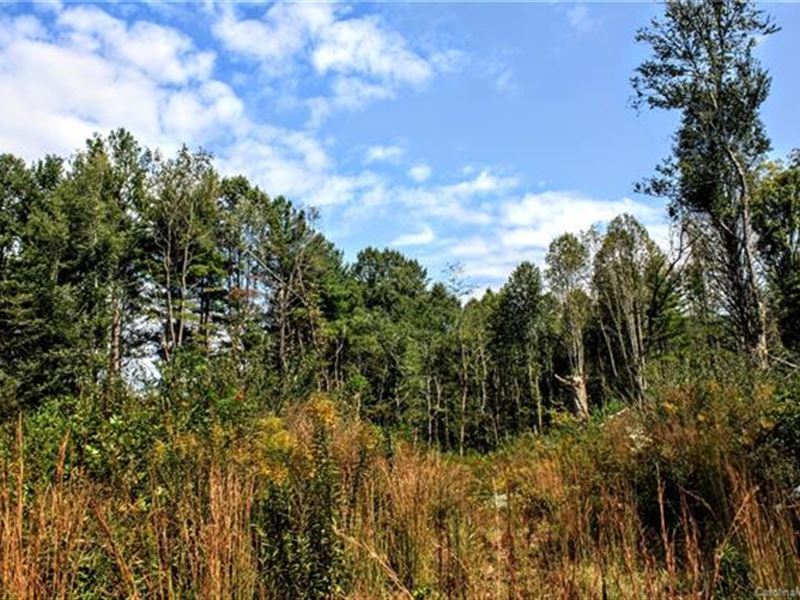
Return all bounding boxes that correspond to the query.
[1,0,798,453]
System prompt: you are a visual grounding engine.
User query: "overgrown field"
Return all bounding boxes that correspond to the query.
[2,374,799,599]
[2,1,800,596]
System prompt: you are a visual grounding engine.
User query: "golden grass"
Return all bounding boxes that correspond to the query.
[1,388,799,598]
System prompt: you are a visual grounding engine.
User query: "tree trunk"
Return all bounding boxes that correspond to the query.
[555,373,589,419]
[528,361,542,433]
[728,145,769,368]
[109,287,122,378]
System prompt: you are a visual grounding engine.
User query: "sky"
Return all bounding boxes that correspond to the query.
[1,1,798,294]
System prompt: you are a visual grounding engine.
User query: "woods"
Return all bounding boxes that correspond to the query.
[1,0,800,597]
[2,130,796,448]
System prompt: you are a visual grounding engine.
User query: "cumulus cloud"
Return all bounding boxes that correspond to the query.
[0,6,376,213]
[311,16,433,85]
[0,9,235,159]
[400,172,513,225]
[0,3,667,295]
[341,168,521,228]
[425,190,665,290]
[364,144,405,164]
[442,170,519,198]
[212,3,457,124]
[0,6,404,220]
[57,5,215,84]
[219,124,387,209]
[408,163,432,182]
[212,3,335,66]
[447,236,492,258]
[499,191,659,244]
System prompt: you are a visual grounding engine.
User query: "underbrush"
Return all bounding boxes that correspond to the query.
[1,379,799,598]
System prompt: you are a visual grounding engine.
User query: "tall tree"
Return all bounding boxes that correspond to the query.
[491,262,547,434]
[632,0,778,365]
[77,131,150,380]
[143,147,222,362]
[754,151,800,353]
[350,248,429,425]
[593,215,680,405]
[546,230,595,418]
[0,154,43,410]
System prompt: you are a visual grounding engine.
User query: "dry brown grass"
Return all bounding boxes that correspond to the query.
[1,389,799,599]
[0,422,91,599]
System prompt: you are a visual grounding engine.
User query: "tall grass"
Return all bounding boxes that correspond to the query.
[0,423,92,599]
[1,384,799,598]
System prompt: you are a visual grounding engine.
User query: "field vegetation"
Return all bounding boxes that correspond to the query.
[1,1,800,597]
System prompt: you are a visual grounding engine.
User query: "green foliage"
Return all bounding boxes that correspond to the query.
[633,0,777,359]
[593,214,682,404]
[754,151,800,352]
[253,402,342,599]
[4,2,800,596]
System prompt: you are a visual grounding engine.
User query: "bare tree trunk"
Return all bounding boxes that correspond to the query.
[109,286,122,378]
[528,361,542,433]
[555,373,589,419]
[434,377,443,448]
[458,333,469,456]
[426,376,433,446]
[177,241,190,350]
[479,340,489,416]
[162,240,175,362]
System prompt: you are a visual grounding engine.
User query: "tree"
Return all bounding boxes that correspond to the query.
[632,0,778,366]
[216,176,266,375]
[593,215,680,405]
[0,154,43,410]
[349,248,429,426]
[0,135,151,408]
[418,282,460,449]
[142,146,222,362]
[546,231,595,418]
[754,151,800,353]
[77,131,150,380]
[248,196,343,399]
[491,262,547,434]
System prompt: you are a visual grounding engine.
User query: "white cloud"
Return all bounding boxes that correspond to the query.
[337,168,518,227]
[479,57,517,94]
[219,125,382,208]
[364,144,405,164]
[430,49,468,74]
[441,169,519,198]
[0,4,667,296]
[424,190,666,289]
[408,163,431,182]
[306,171,382,208]
[500,191,658,241]
[391,223,435,247]
[163,81,243,141]
[311,16,433,86]
[448,236,491,258]
[0,14,46,44]
[307,77,397,126]
[57,6,215,84]
[212,3,457,124]
[0,8,403,218]
[494,68,515,93]
[212,3,334,67]
[0,10,236,159]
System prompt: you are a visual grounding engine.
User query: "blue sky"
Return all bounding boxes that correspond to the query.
[1,1,798,293]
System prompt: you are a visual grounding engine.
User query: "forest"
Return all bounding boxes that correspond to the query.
[1,0,800,597]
